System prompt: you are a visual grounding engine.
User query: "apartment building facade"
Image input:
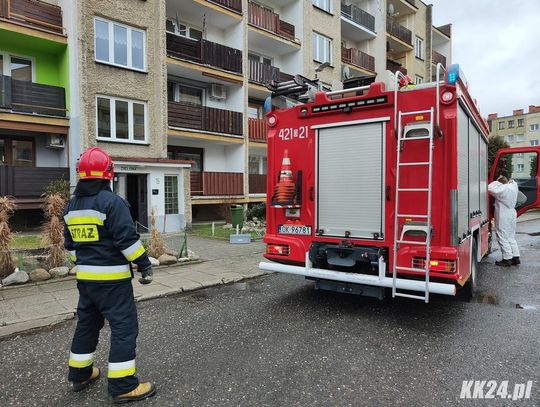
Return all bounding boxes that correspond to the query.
[0,0,69,226]
[61,0,191,231]
[488,105,540,178]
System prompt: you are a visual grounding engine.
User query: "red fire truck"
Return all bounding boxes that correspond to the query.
[260,65,540,302]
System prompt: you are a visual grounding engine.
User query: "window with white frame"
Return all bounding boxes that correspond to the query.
[516,164,524,172]
[96,96,147,143]
[165,19,202,41]
[530,123,539,131]
[164,175,179,215]
[248,155,267,174]
[312,32,332,64]
[498,121,505,130]
[506,134,515,143]
[0,52,34,81]
[516,134,525,142]
[94,18,146,71]
[414,75,423,85]
[167,82,203,105]
[415,36,424,60]
[313,0,331,13]
[530,139,539,146]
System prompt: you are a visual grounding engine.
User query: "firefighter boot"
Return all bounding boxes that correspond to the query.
[112,382,156,404]
[512,256,520,265]
[495,259,512,267]
[72,367,101,392]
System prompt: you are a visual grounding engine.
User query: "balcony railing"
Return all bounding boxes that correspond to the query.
[432,50,447,67]
[248,1,295,41]
[248,60,294,85]
[341,48,375,72]
[0,0,63,34]
[168,101,243,136]
[0,166,69,198]
[386,16,412,45]
[248,118,267,142]
[191,171,244,196]
[0,75,67,117]
[166,32,242,74]
[249,174,266,194]
[386,60,407,75]
[340,3,375,32]
[207,0,242,13]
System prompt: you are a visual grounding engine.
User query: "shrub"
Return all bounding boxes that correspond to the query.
[44,179,70,201]
[0,197,16,278]
[147,208,167,258]
[246,203,266,220]
[42,194,67,269]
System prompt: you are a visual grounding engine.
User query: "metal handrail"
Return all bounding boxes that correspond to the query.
[435,62,446,133]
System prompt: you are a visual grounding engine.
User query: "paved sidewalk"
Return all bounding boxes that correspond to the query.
[0,235,266,339]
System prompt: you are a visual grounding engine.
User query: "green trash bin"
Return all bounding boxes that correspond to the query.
[230,205,244,229]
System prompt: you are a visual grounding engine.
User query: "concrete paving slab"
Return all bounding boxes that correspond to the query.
[0,286,42,300]
[14,300,71,322]
[38,280,76,293]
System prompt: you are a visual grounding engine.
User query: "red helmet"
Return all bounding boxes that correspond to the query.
[77,147,114,180]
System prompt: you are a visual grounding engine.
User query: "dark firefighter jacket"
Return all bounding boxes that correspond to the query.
[63,180,151,282]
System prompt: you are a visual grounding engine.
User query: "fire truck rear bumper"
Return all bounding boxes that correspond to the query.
[259,259,456,296]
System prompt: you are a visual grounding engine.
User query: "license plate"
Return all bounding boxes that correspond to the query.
[278,225,312,235]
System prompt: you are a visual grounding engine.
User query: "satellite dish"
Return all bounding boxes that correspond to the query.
[388,3,394,16]
[342,66,351,80]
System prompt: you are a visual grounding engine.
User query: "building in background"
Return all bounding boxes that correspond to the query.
[60,0,191,232]
[488,105,540,178]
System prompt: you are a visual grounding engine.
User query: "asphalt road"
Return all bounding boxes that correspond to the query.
[0,225,539,406]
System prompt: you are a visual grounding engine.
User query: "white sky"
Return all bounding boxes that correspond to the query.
[428,0,540,118]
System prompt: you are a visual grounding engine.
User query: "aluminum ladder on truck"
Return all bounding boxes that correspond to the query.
[392,107,435,303]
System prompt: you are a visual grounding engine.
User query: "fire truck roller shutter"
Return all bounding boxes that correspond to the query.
[457,105,470,238]
[469,119,481,218]
[316,121,385,239]
[479,135,489,222]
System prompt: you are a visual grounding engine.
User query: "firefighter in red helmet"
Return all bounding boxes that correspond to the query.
[64,147,156,403]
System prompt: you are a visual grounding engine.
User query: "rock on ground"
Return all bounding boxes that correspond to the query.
[149,257,160,266]
[2,269,29,286]
[49,267,69,278]
[158,254,177,265]
[29,269,51,282]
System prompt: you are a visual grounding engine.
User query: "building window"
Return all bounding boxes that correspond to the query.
[517,118,524,127]
[530,139,539,146]
[96,96,147,143]
[498,122,505,130]
[530,123,539,131]
[508,120,514,128]
[516,134,525,142]
[313,0,331,13]
[249,155,267,174]
[415,36,424,60]
[414,75,423,85]
[0,52,34,81]
[312,32,332,64]
[166,19,202,40]
[164,175,179,215]
[94,18,146,71]
[506,135,514,143]
[168,82,203,106]
[516,164,524,172]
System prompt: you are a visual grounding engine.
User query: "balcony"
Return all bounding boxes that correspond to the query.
[432,50,447,67]
[248,1,295,41]
[248,118,267,142]
[0,166,69,207]
[166,33,242,74]
[386,59,407,75]
[249,174,266,194]
[386,16,412,46]
[248,60,293,86]
[0,0,63,35]
[341,47,375,73]
[207,0,242,13]
[168,101,243,136]
[341,3,375,32]
[0,75,66,117]
[191,171,243,196]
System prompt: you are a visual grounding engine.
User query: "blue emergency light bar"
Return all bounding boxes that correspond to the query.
[447,64,465,85]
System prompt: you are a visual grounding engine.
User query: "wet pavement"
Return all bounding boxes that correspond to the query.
[0,222,538,406]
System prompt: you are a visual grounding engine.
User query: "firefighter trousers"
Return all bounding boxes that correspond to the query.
[68,280,139,396]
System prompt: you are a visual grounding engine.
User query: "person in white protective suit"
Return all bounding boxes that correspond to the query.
[488,175,520,267]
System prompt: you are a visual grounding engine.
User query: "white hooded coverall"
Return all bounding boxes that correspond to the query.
[488,180,520,260]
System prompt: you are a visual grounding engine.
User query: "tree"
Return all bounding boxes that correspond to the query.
[488,135,510,169]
